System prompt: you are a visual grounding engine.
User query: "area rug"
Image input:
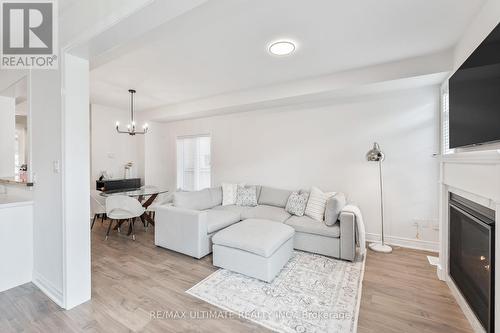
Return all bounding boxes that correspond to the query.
[186,251,365,333]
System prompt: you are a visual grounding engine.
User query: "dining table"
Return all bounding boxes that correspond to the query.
[100,185,169,234]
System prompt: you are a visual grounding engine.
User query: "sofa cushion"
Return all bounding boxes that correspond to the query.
[241,205,291,223]
[174,188,214,210]
[285,215,340,238]
[222,183,241,206]
[212,219,295,257]
[208,186,223,207]
[285,191,309,216]
[211,204,246,216]
[324,193,346,226]
[258,186,293,208]
[205,210,241,233]
[304,187,336,221]
[235,185,258,207]
[253,185,262,201]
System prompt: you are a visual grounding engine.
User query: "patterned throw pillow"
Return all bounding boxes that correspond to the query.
[222,183,239,206]
[235,185,258,207]
[285,192,309,216]
[305,187,336,221]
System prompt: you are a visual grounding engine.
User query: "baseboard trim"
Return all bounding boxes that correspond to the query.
[32,270,64,308]
[366,233,439,252]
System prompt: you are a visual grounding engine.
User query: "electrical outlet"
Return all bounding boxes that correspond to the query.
[413,218,438,228]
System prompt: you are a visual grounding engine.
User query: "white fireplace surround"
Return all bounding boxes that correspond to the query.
[439,150,500,333]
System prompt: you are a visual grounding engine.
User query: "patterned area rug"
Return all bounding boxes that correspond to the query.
[187,251,365,333]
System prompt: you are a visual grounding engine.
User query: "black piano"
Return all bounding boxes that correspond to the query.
[96,178,141,192]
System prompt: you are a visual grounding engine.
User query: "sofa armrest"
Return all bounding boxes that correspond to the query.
[154,206,208,258]
[339,210,356,261]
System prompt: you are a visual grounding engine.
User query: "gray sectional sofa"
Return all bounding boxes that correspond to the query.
[154,185,357,262]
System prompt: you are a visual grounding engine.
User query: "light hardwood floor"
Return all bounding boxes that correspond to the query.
[0,222,472,332]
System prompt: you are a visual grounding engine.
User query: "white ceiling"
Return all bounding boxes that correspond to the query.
[90,0,486,111]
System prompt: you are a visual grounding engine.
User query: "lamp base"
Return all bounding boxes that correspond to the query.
[369,242,393,253]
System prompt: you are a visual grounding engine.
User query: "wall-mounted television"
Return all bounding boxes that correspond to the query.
[449,23,500,149]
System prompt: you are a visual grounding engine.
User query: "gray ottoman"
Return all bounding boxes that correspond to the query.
[212,218,295,282]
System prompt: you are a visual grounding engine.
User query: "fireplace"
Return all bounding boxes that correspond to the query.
[449,193,495,333]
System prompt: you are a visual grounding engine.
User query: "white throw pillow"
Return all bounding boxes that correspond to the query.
[222,183,239,206]
[304,187,336,221]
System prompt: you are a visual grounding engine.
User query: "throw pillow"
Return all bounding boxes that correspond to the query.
[324,193,347,226]
[304,187,336,221]
[285,192,309,216]
[235,185,258,207]
[222,183,239,206]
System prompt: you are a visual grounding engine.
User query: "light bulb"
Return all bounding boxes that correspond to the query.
[115,121,120,127]
[143,123,148,129]
[127,124,131,129]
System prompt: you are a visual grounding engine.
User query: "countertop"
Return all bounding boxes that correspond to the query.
[0,177,34,187]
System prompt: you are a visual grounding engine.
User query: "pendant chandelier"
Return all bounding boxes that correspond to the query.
[115,89,148,135]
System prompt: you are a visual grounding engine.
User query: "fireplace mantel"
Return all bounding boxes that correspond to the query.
[439,150,500,333]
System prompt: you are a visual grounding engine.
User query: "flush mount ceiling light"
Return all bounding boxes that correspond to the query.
[268,40,296,56]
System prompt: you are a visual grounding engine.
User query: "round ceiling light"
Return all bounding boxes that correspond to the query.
[268,40,296,56]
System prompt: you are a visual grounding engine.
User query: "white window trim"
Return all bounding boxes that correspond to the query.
[441,83,454,155]
[176,134,211,191]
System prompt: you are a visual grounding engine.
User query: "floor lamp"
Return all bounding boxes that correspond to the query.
[366,142,392,253]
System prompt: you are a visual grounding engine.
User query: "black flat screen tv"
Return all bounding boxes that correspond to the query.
[449,23,500,149]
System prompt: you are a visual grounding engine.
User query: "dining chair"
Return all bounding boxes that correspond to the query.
[90,190,106,230]
[105,195,145,240]
[145,192,172,223]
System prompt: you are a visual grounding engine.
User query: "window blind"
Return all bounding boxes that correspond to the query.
[176,135,211,191]
[442,86,453,155]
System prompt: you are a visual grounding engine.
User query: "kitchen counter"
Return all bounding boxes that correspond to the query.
[0,177,34,187]
[0,194,33,292]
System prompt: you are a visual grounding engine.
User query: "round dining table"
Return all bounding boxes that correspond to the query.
[100,185,169,233]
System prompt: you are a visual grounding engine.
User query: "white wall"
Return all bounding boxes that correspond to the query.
[30,69,64,304]
[90,104,144,187]
[0,96,15,177]
[63,54,91,309]
[145,86,441,247]
[453,0,500,72]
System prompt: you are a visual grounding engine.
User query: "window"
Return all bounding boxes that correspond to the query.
[176,135,211,191]
[441,85,454,155]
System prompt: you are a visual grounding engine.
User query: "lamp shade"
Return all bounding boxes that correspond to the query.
[366,142,385,162]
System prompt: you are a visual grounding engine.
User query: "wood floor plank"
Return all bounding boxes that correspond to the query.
[0,223,472,332]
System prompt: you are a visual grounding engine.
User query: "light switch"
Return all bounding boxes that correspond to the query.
[53,160,60,174]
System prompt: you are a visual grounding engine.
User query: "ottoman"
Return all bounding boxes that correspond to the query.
[212,218,295,282]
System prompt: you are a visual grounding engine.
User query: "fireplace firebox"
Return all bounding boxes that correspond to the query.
[449,193,495,333]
